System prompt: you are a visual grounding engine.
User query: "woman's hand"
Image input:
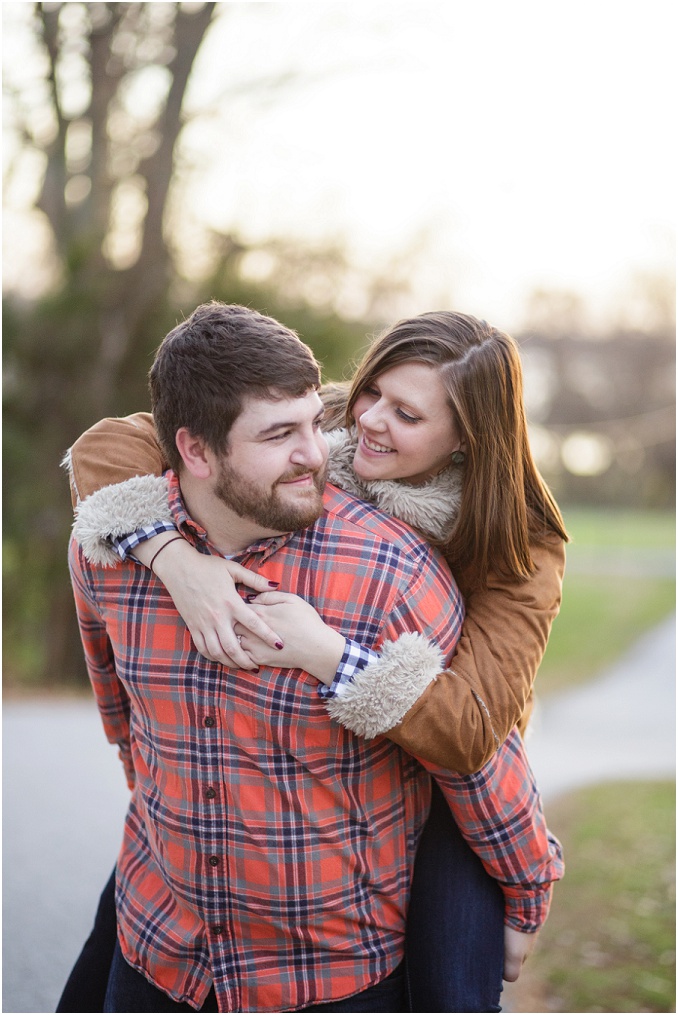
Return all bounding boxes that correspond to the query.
[137,534,284,670]
[503,925,538,982]
[234,592,346,685]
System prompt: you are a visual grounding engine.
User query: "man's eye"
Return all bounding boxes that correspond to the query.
[267,430,291,441]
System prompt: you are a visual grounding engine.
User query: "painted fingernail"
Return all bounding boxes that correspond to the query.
[268,581,280,588]
[245,594,257,603]
[275,641,284,650]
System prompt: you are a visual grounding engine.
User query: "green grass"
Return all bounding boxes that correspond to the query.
[538,574,675,692]
[564,508,675,550]
[537,508,675,693]
[509,781,676,1013]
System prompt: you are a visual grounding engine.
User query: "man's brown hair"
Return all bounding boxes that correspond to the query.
[149,302,321,472]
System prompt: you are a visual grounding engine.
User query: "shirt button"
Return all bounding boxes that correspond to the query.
[203,716,216,728]
[205,787,217,800]
[208,855,220,867]
[212,925,224,935]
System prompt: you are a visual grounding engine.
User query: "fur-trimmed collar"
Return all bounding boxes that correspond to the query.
[326,428,462,543]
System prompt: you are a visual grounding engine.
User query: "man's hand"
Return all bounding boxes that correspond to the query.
[503,926,538,982]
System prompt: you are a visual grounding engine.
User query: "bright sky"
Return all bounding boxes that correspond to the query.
[178,1,676,329]
[3,0,675,331]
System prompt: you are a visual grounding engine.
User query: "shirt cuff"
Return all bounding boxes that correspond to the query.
[317,639,381,700]
[503,884,553,933]
[112,522,178,561]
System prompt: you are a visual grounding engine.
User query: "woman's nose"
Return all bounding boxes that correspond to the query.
[359,404,385,430]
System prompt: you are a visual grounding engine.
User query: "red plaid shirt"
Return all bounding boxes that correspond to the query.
[69,472,563,1012]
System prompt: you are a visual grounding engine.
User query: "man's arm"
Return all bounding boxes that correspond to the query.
[68,538,135,790]
[423,728,564,933]
[336,550,564,935]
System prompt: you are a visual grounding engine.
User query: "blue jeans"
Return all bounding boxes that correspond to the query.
[405,780,504,1012]
[104,939,405,1012]
[56,868,118,1013]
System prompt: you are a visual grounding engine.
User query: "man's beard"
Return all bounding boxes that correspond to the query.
[214,458,327,533]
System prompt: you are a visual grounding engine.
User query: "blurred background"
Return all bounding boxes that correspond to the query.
[2,2,675,1012]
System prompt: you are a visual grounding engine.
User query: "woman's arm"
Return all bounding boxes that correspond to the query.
[67,385,348,505]
[385,537,566,772]
[68,415,565,774]
[67,413,164,507]
[235,538,564,774]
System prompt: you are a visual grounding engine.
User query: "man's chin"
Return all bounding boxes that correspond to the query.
[215,459,326,534]
[243,486,324,533]
[279,489,324,528]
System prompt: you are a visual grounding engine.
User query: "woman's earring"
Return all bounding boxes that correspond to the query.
[450,450,466,466]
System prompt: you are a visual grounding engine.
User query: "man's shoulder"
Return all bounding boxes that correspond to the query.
[68,532,126,585]
[305,485,460,615]
[319,484,449,567]
[68,532,87,570]
[68,533,97,601]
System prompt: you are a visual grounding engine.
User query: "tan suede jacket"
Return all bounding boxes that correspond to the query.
[68,412,565,775]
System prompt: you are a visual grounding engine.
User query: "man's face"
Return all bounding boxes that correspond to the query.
[213,389,329,533]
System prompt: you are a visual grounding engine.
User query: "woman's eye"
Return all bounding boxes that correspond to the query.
[363,385,379,397]
[396,409,419,424]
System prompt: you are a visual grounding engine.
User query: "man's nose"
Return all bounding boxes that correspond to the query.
[292,432,327,469]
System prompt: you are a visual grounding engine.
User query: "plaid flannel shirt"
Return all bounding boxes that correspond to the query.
[70,472,563,1012]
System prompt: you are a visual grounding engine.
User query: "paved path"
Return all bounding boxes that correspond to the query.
[3,698,130,1015]
[524,612,675,800]
[2,615,675,1014]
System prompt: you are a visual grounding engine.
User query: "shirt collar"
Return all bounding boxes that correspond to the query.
[166,470,296,562]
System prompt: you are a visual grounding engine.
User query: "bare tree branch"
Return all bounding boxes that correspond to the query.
[89,2,217,403]
[35,3,69,245]
[128,3,217,314]
[85,3,127,252]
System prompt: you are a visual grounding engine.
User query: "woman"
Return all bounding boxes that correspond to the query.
[65,311,567,1012]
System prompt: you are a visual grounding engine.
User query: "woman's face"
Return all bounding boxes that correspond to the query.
[352,361,463,485]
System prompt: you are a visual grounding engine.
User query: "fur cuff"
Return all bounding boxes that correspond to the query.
[73,474,173,567]
[325,632,444,738]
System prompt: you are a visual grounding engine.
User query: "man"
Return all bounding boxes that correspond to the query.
[68,302,561,1012]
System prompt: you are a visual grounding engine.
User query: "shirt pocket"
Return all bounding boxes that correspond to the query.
[247,669,342,765]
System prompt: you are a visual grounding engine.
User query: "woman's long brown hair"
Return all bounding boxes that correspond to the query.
[343,311,568,587]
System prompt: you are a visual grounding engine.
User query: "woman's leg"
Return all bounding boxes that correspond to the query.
[405,781,505,1013]
[56,868,118,1013]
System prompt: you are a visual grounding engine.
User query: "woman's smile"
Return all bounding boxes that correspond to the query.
[360,435,396,455]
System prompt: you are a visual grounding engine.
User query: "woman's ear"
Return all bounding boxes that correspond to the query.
[175,428,212,479]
